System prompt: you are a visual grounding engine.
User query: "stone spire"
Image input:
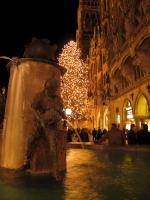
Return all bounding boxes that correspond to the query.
[76,0,100,59]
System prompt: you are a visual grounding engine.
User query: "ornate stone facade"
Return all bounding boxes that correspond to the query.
[77,0,150,130]
[76,0,100,59]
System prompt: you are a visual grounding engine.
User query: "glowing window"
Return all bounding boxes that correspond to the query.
[135,95,149,117]
[126,102,133,119]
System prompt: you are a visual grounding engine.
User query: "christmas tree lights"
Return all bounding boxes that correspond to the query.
[58,41,88,120]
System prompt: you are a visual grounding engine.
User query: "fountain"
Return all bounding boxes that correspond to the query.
[0,38,67,180]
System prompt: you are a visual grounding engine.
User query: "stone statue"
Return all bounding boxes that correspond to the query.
[124,11,138,38]
[32,78,65,130]
[121,57,136,84]
[136,37,150,73]
[23,38,57,61]
[141,0,150,22]
[22,78,66,177]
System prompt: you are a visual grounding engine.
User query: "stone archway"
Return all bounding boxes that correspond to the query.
[135,94,149,117]
[135,94,150,129]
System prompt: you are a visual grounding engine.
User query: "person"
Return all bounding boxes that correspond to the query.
[79,128,88,142]
[137,124,150,144]
[127,124,137,144]
[67,128,73,142]
[96,127,103,141]
[102,129,108,135]
[98,123,125,145]
[92,128,97,143]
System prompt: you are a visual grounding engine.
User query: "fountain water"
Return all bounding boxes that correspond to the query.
[1,61,25,168]
[65,119,85,149]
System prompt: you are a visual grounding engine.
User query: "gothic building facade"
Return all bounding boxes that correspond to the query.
[76,0,100,59]
[77,0,150,131]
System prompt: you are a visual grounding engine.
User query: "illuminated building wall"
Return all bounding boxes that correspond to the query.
[77,0,150,130]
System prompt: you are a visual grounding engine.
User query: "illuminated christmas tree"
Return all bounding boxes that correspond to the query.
[58,41,88,120]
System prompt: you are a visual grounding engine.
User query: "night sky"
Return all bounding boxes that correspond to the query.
[0,0,79,88]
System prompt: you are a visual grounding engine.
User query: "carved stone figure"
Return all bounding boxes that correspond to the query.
[22,77,66,177]
[132,0,143,24]
[136,37,150,73]
[124,12,138,38]
[141,0,150,22]
[111,69,123,91]
[121,57,136,84]
[23,38,57,61]
[32,78,65,130]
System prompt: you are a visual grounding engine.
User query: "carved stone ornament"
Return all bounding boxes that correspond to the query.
[121,57,135,83]
[23,38,57,61]
[136,37,150,73]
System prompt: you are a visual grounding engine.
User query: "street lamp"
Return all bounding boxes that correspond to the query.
[65,108,72,116]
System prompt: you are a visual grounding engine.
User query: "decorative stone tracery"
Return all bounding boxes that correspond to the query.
[136,37,150,73]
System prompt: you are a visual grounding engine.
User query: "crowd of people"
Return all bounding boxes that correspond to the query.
[67,128,90,142]
[66,123,150,145]
[66,127,108,143]
[127,123,150,145]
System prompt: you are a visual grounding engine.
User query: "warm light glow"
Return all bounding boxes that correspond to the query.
[135,95,149,117]
[58,41,89,119]
[125,124,131,130]
[126,107,132,111]
[65,108,72,115]
[117,114,120,124]
[126,106,133,119]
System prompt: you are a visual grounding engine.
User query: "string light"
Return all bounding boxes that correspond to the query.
[58,41,89,120]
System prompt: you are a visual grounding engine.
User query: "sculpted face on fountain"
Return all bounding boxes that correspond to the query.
[44,78,60,97]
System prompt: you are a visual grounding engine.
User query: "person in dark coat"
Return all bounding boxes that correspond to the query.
[98,123,125,145]
[137,124,150,144]
[127,124,137,144]
[96,127,103,141]
[92,128,97,143]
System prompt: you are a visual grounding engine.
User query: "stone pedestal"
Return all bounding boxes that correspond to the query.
[1,58,66,178]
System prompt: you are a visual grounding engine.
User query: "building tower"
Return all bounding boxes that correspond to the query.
[76,0,100,59]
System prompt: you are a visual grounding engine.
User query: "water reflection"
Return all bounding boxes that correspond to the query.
[65,149,103,200]
[0,169,65,200]
[65,149,150,200]
[0,149,150,200]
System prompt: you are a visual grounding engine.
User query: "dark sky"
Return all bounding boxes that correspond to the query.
[0,0,79,88]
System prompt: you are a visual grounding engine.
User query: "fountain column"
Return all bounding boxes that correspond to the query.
[1,39,66,177]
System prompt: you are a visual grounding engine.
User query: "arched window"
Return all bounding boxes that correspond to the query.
[135,95,149,117]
